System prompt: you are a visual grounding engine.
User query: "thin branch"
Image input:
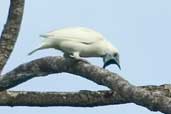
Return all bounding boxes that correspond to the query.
[0,0,25,73]
[0,56,171,113]
[0,90,128,107]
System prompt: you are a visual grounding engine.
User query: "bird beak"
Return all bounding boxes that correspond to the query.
[116,62,121,70]
[103,58,121,70]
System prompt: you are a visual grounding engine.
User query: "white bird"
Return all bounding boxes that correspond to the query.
[28,27,121,69]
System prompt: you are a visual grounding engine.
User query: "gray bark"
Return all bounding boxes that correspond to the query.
[0,57,171,113]
[0,0,24,73]
[0,0,170,114]
[0,90,127,107]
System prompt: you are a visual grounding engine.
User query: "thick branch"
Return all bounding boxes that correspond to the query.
[0,90,127,107]
[0,56,171,113]
[0,85,171,107]
[0,0,24,72]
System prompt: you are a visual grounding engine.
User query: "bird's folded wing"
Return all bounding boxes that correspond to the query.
[40,27,104,44]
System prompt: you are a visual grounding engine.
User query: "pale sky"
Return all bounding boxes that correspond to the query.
[1,0,171,114]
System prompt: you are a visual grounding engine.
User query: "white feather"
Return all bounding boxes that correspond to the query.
[40,27,104,44]
[29,27,118,58]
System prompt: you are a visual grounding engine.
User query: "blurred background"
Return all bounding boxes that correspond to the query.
[1,0,171,114]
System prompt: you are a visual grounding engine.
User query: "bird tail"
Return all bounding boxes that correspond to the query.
[28,37,52,55]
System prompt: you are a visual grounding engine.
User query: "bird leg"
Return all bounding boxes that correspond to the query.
[70,52,80,59]
[69,52,89,64]
[63,52,89,64]
[63,53,71,58]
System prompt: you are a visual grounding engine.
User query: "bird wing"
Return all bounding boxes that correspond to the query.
[40,27,104,44]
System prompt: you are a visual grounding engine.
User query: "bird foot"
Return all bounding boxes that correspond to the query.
[68,56,89,64]
[63,52,89,64]
[74,58,90,64]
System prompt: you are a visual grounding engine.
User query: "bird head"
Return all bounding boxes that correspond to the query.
[103,48,121,70]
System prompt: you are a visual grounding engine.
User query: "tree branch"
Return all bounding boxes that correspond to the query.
[0,90,128,107]
[0,0,24,73]
[0,56,171,113]
[0,85,171,107]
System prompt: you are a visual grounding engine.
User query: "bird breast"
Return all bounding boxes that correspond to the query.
[55,40,106,57]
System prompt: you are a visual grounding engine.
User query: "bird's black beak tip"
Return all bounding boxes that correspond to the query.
[103,65,106,69]
[103,59,121,70]
[118,65,121,70]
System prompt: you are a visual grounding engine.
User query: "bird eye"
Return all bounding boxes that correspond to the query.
[113,53,118,57]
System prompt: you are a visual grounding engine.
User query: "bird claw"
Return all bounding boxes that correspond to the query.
[64,52,89,64]
[75,58,89,64]
[70,57,89,64]
[64,55,89,64]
